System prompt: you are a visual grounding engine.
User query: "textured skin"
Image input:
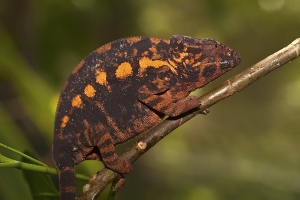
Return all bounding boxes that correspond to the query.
[52,35,241,199]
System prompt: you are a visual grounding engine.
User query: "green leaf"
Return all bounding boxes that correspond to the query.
[21,150,59,200]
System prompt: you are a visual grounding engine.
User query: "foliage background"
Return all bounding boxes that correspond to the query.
[0,0,300,199]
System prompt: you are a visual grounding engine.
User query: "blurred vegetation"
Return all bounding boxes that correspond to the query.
[0,0,300,199]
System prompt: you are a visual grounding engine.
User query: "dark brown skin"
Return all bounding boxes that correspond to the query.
[52,35,241,199]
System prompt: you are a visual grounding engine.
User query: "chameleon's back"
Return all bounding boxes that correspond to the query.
[53,35,241,199]
[53,37,173,146]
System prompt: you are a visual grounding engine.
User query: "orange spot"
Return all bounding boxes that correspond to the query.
[172,52,189,63]
[126,37,142,43]
[61,115,69,128]
[192,62,202,67]
[195,52,203,59]
[84,84,96,98]
[138,57,177,74]
[95,70,111,90]
[132,48,138,57]
[95,70,107,85]
[64,185,76,193]
[115,62,133,79]
[149,46,161,60]
[72,95,83,108]
[141,51,149,57]
[149,38,163,45]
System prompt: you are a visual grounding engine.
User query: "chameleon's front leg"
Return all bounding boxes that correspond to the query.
[138,79,200,117]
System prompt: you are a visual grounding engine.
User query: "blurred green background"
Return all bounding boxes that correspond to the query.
[0,0,300,199]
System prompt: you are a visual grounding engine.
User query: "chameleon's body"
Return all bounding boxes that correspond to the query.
[52,35,241,199]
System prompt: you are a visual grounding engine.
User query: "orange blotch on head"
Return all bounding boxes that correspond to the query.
[192,62,202,67]
[84,84,96,98]
[139,57,167,69]
[172,52,189,63]
[149,46,162,60]
[149,46,158,54]
[149,38,163,45]
[61,115,69,128]
[184,59,191,65]
[115,62,133,79]
[72,94,83,108]
[195,52,203,59]
[141,51,149,57]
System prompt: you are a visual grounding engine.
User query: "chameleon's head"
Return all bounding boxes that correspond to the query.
[169,35,241,87]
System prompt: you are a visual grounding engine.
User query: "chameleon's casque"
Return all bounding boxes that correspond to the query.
[52,35,241,199]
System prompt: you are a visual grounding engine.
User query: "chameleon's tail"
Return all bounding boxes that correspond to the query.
[53,143,76,200]
[58,162,76,200]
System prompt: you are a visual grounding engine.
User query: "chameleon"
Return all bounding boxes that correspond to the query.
[52,35,241,199]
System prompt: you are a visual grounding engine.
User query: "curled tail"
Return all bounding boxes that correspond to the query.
[53,142,76,200]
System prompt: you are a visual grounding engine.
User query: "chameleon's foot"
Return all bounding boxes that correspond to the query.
[112,177,126,192]
[105,156,132,174]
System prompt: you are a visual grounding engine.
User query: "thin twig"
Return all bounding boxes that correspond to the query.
[0,144,89,181]
[0,143,47,166]
[77,38,300,200]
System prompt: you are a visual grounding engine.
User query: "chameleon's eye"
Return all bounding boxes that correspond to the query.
[171,48,181,58]
[173,48,180,54]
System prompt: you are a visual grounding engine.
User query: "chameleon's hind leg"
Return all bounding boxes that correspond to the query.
[97,132,132,174]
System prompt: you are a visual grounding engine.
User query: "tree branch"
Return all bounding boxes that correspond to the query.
[77,38,300,200]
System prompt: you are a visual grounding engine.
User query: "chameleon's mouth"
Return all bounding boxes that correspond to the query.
[217,49,241,70]
[231,50,242,66]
